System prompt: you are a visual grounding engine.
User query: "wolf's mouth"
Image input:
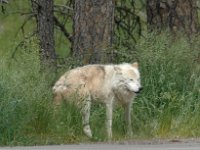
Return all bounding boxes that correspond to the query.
[125,84,143,94]
[134,87,143,94]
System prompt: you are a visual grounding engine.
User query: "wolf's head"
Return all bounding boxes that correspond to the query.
[116,62,142,94]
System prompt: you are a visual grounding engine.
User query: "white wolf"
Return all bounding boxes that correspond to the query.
[52,62,142,139]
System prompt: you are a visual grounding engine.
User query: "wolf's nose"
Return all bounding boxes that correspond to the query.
[135,87,143,94]
[139,87,143,91]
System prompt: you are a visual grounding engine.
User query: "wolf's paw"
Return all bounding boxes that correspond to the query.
[83,125,92,138]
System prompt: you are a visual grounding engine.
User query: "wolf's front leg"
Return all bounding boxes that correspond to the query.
[124,102,133,136]
[106,101,113,140]
[81,97,92,138]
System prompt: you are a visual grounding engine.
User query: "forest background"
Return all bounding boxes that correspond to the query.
[0,0,200,146]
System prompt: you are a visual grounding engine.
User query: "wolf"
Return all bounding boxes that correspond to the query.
[52,62,142,139]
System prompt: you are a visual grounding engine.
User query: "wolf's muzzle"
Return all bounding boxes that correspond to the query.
[135,87,143,94]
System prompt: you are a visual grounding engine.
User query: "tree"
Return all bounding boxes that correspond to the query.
[0,0,8,4]
[114,0,142,63]
[146,0,199,35]
[31,0,56,67]
[73,0,115,64]
[0,0,8,13]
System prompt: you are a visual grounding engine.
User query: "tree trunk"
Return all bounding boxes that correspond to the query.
[31,0,56,67]
[73,0,115,64]
[146,0,199,35]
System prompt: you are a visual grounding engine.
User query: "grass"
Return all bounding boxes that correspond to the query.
[0,0,200,146]
[0,32,200,145]
[134,32,200,138]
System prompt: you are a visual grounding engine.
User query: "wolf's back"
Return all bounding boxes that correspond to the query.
[52,64,114,104]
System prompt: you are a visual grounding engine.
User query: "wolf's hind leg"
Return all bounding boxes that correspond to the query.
[81,96,92,138]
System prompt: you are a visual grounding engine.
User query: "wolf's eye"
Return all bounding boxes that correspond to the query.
[119,79,124,82]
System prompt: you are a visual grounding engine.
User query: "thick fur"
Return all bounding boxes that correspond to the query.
[53,62,142,139]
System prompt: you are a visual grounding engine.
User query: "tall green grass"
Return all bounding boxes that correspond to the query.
[0,38,55,145]
[134,32,200,138]
[1,0,199,145]
[0,33,200,145]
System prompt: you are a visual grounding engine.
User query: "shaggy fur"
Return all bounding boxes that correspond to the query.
[53,62,142,139]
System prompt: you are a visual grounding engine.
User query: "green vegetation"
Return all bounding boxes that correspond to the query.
[1,32,199,145]
[135,32,200,138]
[0,0,200,146]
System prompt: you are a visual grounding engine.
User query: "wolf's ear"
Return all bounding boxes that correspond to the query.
[132,62,138,68]
[114,66,122,73]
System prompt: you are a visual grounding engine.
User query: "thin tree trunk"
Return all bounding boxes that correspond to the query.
[31,0,56,67]
[146,0,199,35]
[73,0,115,64]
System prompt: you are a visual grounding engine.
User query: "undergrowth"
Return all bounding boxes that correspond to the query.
[0,32,200,145]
